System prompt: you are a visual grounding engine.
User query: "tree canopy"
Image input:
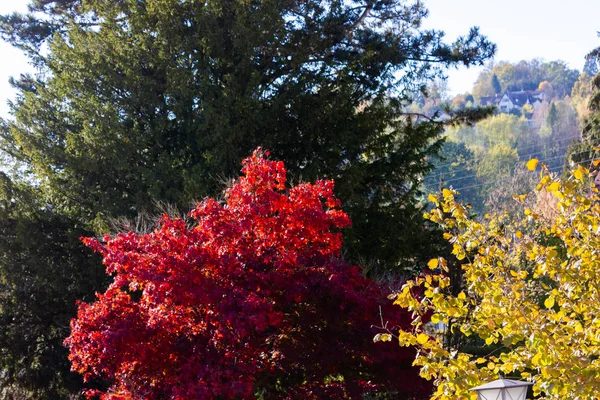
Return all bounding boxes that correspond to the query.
[1,0,494,271]
[0,0,496,397]
[390,160,600,399]
[472,59,579,100]
[423,141,484,213]
[0,175,108,399]
[66,150,431,399]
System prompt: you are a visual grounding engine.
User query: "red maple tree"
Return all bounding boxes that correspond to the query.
[65,150,431,399]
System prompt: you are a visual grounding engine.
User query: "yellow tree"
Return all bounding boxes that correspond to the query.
[383,159,600,399]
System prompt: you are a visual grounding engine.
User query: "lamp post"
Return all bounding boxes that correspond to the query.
[470,377,533,400]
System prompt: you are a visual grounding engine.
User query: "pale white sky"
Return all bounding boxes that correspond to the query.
[0,0,599,116]
[423,0,600,95]
[0,0,32,118]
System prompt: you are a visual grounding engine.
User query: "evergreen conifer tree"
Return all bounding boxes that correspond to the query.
[0,0,495,397]
[492,73,502,94]
[1,0,494,271]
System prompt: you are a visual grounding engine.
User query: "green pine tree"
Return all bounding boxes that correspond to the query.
[491,73,502,94]
[0,176,108,399]
[0,0,495,397]
[1,0,495,271]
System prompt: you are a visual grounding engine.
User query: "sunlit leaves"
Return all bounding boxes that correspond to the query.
[392,164,600,399]
[572,166,585,181]
[427,258,439,270]
[526,158,539,171]
[1,0,495,276]
[416,334,430,345]
[65,150,430,399]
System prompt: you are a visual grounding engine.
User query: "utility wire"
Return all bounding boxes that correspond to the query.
[427,135,583,181]
[425,138,600,186]
[430,151,579,187]
[450,157,596,193]
[430,134,581,172]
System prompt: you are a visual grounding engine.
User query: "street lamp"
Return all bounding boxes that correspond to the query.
[470,377,533,400]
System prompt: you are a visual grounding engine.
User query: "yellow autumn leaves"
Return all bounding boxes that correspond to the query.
[526,158,539,171]
[389,163,600,399]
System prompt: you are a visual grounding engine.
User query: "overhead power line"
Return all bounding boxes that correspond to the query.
[430,134,581,172]
[425,137,599,186]
[451,157,597,193]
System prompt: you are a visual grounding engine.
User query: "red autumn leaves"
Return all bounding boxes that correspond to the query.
[65,150,430,399]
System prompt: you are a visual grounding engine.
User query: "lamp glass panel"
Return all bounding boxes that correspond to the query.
[477,389,502,400]
[505,386,527,400]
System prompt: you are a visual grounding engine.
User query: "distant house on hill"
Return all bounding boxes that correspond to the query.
[480,90,545,113]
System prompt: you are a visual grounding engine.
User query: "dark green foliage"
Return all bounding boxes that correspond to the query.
[0,0,83,66]
[424,140,484,213]
[0,0,495,397]
[2,0,495,268]
[491,74,501,94]
[547,102,559,133]
[0,176,108,399]
[585,35,600,77]
[583,56,598,77]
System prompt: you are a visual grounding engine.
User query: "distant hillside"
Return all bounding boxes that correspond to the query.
[417,59,596,215]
